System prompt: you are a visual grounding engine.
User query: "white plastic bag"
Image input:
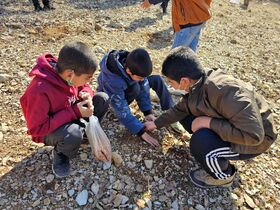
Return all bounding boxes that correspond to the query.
[86,116,112,162]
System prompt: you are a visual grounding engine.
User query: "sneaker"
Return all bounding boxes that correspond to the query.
[160,1,168,14]
[189,168,236,188]
[34,5,43,12]
[170,122,185,134]
[43,5,55,11]
[52,150,70,178]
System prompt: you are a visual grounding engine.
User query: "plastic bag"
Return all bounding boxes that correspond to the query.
[86,116,112,162]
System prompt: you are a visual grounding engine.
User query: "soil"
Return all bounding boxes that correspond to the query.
[0,0,279,209]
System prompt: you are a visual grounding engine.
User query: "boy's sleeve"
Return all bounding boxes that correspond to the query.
[78,84,94,97]
[104,83,144,135]
[21,92,80,141]
[154,96,190,128]
[135,79,152,115]
[208,83,265,146]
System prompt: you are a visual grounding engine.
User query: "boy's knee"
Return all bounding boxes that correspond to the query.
[63,125,83,147]
[93,92,109,109]
[190,128,212,156]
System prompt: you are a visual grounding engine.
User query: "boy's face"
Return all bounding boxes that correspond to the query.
[167,77,191,91]
[167,78,180,89]
[126,68,145,81]
[71,73,93,87]
[60,69,93,87]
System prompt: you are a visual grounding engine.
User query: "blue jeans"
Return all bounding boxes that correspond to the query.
[180,116,260,179]
[125,75,174,110]
[172,23,204,52]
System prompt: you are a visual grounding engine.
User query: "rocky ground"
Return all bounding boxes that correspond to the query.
[0,0,280,209]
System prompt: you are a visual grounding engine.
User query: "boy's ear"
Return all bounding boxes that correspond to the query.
[126,68,132,76]
[61,69,74,79]
[180,77,191,86]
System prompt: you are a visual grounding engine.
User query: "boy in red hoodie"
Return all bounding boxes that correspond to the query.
[20,41,109,177]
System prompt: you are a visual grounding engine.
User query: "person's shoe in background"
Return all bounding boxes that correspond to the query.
[34,5,43,12]
[160,0,168,14]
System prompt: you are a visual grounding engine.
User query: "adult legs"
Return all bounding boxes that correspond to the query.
[172,24,204,52]
[32,0,42,11]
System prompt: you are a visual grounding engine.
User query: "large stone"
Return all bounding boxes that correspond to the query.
[76,190,88,206]
[112,152,123,167]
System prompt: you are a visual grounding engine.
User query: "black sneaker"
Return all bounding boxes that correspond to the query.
[52,150,70,178]
[34,5,43,12]
[43,5,55,11]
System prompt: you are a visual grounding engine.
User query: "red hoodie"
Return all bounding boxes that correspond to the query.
[20,53,94,143]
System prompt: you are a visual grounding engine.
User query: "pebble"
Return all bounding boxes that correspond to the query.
[244,193,256,208]
[0,74,10,83]
[154,201,161,206]
[144,160,153,169]
[159,195,168,202]
[136,184,143,192]
[114,194,123,207]
[231,193,239,200]
[32,199,40,207]
[171,199,179,210]
[0,132,3,142]
[121,195,129,204]
[112,152,123,167]
[75,190,88,206]
[80,153,88,161]
[91,182,99,195]
[46,174,54,183]
[195,204,205,210]
[43,198,50,205]
[103,161,112,170]
[136,199,146,208]
[68,189,75,197]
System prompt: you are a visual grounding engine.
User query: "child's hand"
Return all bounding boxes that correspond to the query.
[141,0,151,8]
[144,121,157,131]
[79,92,93,108]
[191,116,212,132]
[77,100,94,117]
[79,91,92,101]
[141,132,160,147]
[144,114,156,122]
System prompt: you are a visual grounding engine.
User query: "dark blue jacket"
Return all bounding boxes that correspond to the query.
[97,50,152,135]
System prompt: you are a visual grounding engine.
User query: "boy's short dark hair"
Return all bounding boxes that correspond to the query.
[162,47,205,82]
[57,41,98,76]
[126,48,152,77]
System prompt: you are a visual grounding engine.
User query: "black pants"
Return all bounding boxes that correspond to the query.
[124,75,174,110]
[32,0,50,8]
[44,92,109,159]
[180,116,260,179]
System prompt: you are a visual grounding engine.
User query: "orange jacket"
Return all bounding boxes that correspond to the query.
[171,0,212,32]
